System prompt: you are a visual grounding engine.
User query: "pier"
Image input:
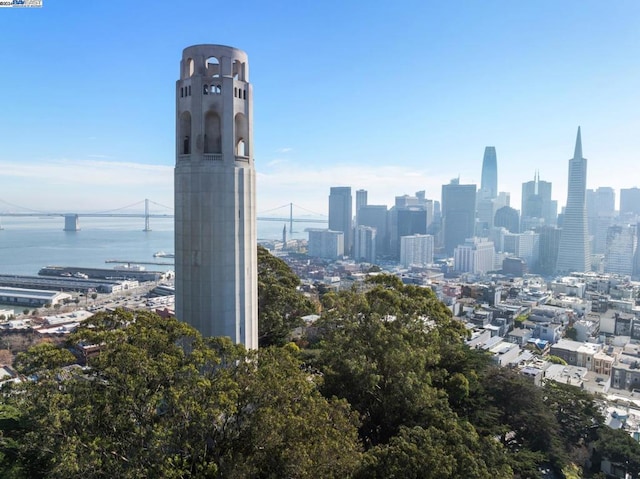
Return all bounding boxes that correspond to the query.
[105,260,174,266]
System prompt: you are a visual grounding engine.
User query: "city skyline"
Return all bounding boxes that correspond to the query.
[1,1,639,214]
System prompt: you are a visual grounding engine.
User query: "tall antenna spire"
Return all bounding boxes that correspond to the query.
[574,126,583,159]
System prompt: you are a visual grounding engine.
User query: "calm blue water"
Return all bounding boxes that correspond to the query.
[0,217,314,277]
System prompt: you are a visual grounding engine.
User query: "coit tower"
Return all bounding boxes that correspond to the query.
[174,44,258,348]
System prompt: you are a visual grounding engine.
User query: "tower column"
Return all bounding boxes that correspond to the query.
[174,44,257,348]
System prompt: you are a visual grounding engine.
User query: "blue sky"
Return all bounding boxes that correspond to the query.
[0,0,639,217]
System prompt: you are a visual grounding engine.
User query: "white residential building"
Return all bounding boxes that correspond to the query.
[354,226,377,263]
[400,234,434,267]
[503,230,540,269]
[308,229,344,260]
[454,237,495,274]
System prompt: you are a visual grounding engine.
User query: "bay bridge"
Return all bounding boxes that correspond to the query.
[0,199,327,232]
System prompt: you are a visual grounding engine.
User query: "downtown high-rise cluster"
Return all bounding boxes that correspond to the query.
[310,128,640,280]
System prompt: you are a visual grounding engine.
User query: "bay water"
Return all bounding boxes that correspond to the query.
[0,216,316,314]
[0,217,314,276]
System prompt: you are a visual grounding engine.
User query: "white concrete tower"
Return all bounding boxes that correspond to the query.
[175,44,257,348]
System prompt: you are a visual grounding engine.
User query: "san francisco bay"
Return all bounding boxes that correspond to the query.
[0,217,314,277]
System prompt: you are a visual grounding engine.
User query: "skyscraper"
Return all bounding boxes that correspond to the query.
[355,189,368,223]
[175,44,257,348]
[329,187,353,255]
[502,231,540,270]
[521,172,557,230]
[442,179,476,256]
[556,127,591,274]
[494,206,520,234]
[633,223,640,278]
[605,225,636,276]
[480,146,498,199]
[586,187,615,254]
[354,225,376,263]
[358,204,389,257]
[389,204,431,258]
[535,226,562,275]
[621,188,640,217]
[477,147,498,236]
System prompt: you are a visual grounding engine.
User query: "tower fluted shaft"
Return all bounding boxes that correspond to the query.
[174,44,257,348]
[556,127,591,274]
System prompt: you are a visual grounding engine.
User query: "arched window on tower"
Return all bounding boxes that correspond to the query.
[234,112,249,157]
[203,85,209,95]
[214,84,221,94]
[184,58,195,78]
[206,56,220,78]
[232,60,245,81]
[204,110,222,154]
[180,111,191,155]
[236,139,246,157]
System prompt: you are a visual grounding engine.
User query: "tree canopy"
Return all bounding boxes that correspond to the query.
[0,311,361,478]
[257,245,315,347]
[593,426,640,478]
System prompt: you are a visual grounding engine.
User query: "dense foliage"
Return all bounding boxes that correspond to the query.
[0,250,636,478]
[1,311,361,478]
[257,245,315,347]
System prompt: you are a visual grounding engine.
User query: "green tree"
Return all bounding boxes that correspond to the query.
[514,314,529,327]
[546,355,568,365]
[218,347,362,478]
[257,246,315,347]
[356,422,511,479]
[0,404,25,478]
[316,276,472,446]
[565,326,578,340]
[593,427,640,478]
[13,343,76,376]
[3,311,360,478]
[479,368,566,475]
[542,380,602,451]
